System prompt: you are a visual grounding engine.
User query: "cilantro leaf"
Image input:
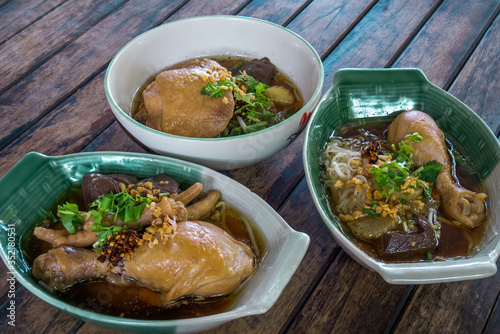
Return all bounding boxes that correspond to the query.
[202,72,275,136]
[246,121,267,133]
[88,192,151,223]
[86,191,151,253]
[91,223,126,254]
[418,160,443,183]
[57,202,84,234]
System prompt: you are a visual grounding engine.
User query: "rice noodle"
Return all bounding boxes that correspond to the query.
[321,138,367,214]
[236,115,247,133]
[462,229,474,254]
[238,217,260,257]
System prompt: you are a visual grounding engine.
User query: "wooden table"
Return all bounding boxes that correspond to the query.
[1,0,500,333]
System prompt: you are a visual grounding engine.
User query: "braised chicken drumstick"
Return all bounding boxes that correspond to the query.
[386,110,487,229]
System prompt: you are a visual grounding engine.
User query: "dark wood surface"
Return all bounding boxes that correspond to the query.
[1,0,500,333]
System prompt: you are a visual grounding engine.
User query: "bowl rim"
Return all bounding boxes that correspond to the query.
[104,14,324,142]
[0,151,310,328]
[302,67,500,284]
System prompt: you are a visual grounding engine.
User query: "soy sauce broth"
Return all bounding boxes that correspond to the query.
[131,55,303,124]
[326,120,487,262]
[24,184,265,320]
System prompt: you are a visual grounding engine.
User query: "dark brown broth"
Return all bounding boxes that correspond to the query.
[328,121,487,262]
[25,185,264,320]
[131,56,303,124]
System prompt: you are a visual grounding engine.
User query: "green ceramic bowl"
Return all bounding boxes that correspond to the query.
[303,68,500,284]
[0,152,309,333]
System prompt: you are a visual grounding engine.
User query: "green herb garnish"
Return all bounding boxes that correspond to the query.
[57,202,84,234]
[363,208,381,217]
[418,160,443,183]
[86,191,152,224]
[85,191,151,253]
[369,133,442,201]
[201,73,276,136]
[200,79,234,98]
[91,223,127,254]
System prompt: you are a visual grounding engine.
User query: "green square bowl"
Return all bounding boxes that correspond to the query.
[0,152,309,333]
[303,68,500,284]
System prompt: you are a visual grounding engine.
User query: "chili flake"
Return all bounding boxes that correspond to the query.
[362,141,383,164]
[98,229,141,267]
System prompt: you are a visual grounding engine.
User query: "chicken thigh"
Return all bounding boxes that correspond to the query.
[33,220,254,306]
[386,110,487,228]
[134,58,235,138]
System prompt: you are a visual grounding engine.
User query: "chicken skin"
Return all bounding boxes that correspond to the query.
[386,110,487,228]
[32,220,254,306]
[134,58,235,138]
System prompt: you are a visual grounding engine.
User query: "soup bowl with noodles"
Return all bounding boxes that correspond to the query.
[0,152,309,333]
[303,68,500,284]
[105,15,323,170]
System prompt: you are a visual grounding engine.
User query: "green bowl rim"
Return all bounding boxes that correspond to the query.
[0,151,310,328]
[302,67,500,278]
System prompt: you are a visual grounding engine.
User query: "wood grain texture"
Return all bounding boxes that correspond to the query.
[286,0,377,57]
[0,0,185,150]
[200,179,339,334]
[393,276,500,334]
[288,252,411,334]
[166,0,249,21]
[0,0,125,93]
[238,0,311,25]
[447,13,500,135]
[0,72,114,176]
[0,286,81,334]
[393,0,500,90]
[321,0,441,88]
[0,0,66,43]
[1,0,500,333]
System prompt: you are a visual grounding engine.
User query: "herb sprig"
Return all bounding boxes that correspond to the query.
[201,73,276,136]
[57,202,84,234]
[86,191,151,253]
[56,191,151,253]
[369,133,442,200]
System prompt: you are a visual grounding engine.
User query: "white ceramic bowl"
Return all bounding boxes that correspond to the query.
[0,151,310,333]
[304,68,500,284]
[105,15,324,170]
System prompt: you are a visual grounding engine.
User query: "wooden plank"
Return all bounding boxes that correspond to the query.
[0,72,114,177]
[321,0,441,88]
[393,0,500,91]
[0,0,186,151]
[202,179,339,334]
[393,277,500,334]
[285,0,377,57]
[447,12,500,135]
[288,252,411,334]
[0,0,66,43]
[484,296,500,334]
[289,1,500,333]
[0,0,186,321]
[389,7,500,333]
[166,0,251,20]
[238,0,312,25]
[0,0,126,93]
